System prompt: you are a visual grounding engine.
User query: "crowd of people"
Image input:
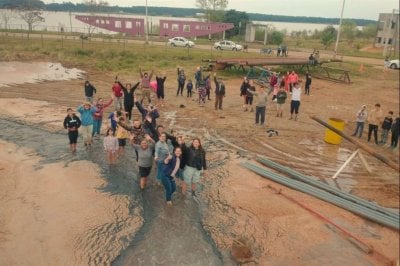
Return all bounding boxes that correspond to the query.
[66,67,213,205]
[65,65,399,205]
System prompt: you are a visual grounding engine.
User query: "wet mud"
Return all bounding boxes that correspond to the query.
[0,118,225,265]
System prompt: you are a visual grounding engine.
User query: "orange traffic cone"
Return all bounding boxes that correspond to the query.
[358,64,364,72]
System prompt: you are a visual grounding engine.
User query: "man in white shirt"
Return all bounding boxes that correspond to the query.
[290,82,301,121]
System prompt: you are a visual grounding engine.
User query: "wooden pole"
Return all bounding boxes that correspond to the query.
[332,149,359,179]
[311,116,399,171]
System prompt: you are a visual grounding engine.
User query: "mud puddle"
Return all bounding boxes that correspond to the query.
[0,62,85,87]
[0,118,223,265]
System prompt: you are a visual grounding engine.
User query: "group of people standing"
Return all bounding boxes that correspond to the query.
[239,70,310,125]
[352,103,399,148]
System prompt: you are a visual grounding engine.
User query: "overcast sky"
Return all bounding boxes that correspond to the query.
[43,0,398,20]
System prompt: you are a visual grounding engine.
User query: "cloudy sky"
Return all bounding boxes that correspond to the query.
[43,0,398,20]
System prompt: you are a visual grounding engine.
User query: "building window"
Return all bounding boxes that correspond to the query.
[388,38,393,45]
[376,37,382,43]
[195,25,200,30]
[201,25,207,30]
[391,21,396,29]
[106,20,110,24]
[172,24,179,31]
[115,21,122,28]
[126,21,132,29]
[101,20,105,24]
[378,22,384,31]
[183,25,190,32]
[95,19,99,24]
[136,21,141,28]
[163,23,169,29]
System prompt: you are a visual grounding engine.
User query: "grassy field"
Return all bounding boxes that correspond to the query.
[0,33,380,82]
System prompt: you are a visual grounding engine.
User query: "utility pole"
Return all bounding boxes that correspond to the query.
[334,0,345,58]
[145,0,149,44]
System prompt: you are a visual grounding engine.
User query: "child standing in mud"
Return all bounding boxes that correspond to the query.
[186,79,193,98]
[63,108,81,153]
[103,128,119,164]
[116,116,130,156]
[93,96,114,137]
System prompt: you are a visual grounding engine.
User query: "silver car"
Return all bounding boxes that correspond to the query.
[168,37,195,47]
[214,40,243,51]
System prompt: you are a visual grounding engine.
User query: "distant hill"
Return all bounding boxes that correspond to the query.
[0,1,377,26]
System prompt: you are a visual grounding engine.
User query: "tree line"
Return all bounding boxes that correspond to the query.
[0,0,377,26]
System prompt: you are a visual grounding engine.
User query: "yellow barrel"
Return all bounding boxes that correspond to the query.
[324,118,345,144]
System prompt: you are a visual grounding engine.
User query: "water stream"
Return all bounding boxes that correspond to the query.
[0,118,224,265]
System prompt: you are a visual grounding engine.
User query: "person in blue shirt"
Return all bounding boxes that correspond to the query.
[77,102,97,147]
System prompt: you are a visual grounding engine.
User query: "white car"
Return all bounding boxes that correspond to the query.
[168,37,195,48]
[214,40,243,51]
[385,59,399,69]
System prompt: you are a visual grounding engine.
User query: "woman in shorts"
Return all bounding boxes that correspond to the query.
[131,135,155,189]
[182,137,207,197]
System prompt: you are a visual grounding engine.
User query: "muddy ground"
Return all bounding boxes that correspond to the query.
[0,59,399,265]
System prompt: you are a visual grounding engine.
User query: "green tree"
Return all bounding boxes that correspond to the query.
[360,23,377,39]
[268,31,284,45]
[341,19,357,44]
[196,0,228,22]
[0,0,45,9]
[320,25,336,49]
[223,9,249,37]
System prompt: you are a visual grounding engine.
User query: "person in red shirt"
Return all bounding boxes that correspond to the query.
[284,71,290,92]
[288,70,298,93]
[268,72,278,95]
[112,80,124,111]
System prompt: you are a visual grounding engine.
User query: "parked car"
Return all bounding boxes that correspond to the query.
[168,37,195,47]
[385,59,399,69]
[214,40,243,51]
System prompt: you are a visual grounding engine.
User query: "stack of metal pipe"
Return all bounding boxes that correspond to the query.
[242,158,399,230]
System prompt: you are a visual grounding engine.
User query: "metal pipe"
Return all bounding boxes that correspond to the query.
[242,162,399,229]
[257,157,399,220]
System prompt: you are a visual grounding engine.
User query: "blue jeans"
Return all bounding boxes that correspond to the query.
[92,119,102,136]
[156,160,164,181]
[161,174,176,201]
[352,122,364,137]
[255,106,266,125]
[381,129,389,144]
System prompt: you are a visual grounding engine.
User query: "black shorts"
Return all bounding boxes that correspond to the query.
[68,130,78,144]
[118,138,126,147]
[139,166,152,177]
